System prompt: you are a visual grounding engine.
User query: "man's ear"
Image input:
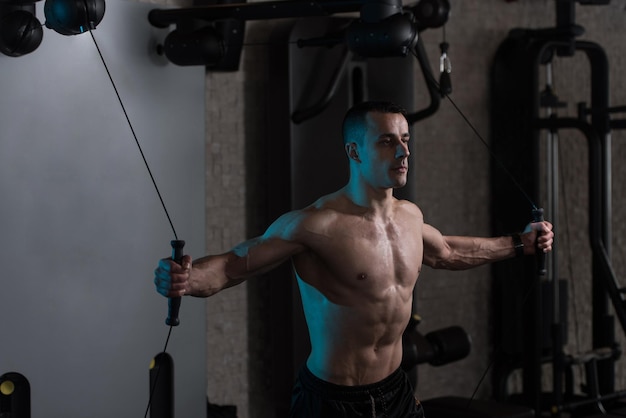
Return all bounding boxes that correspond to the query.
[346,142,360,162]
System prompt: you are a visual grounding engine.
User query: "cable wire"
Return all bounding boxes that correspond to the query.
[411,47,537,210]
[88,30,179,417]
[89,31,179,240]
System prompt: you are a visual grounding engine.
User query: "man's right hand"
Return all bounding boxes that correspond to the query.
[154,255,192,297]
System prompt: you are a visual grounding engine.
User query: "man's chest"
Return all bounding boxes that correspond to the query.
[304,222,423,288]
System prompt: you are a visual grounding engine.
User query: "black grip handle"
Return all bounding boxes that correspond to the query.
[166,239,185,326]
[532,208,546,276]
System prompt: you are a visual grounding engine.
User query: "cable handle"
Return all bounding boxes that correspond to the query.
[532,208,547,276]
[166,239,185,326]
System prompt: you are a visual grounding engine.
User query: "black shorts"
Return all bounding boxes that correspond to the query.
[290,365,424,418]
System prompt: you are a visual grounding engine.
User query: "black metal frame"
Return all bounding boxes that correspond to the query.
[147,0,444,123]
[491,1,625,416]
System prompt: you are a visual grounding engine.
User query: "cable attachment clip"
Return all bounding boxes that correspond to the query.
[439,41,451,96]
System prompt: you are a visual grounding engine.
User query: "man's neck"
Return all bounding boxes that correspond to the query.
[343,180,395,218]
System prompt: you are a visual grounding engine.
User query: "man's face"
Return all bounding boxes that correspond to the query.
[354,111,410,189]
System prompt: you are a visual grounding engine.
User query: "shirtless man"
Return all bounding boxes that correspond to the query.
[153,101,554,417]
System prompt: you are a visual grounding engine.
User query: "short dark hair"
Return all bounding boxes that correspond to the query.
[342,101,407,144]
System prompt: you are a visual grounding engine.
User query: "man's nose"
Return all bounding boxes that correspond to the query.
[396,143,410,159]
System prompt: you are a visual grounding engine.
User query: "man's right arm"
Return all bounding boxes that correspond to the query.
[188,236,306,297]
[154,210,308,298]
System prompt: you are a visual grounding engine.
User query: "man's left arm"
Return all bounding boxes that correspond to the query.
[422,221,553,270]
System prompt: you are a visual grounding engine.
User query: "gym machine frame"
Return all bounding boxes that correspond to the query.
[491,1,626,416]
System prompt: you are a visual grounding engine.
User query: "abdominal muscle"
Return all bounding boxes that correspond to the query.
[289,198,423,386]
[296,272,413,386]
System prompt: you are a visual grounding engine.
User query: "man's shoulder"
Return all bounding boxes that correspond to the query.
[287,192,360,235]
[294,190,349,217]
[394,198,423,218]
[300,196,346,225]
[264,199,341,240]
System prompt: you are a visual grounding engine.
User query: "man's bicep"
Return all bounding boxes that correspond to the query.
[422,223,449,268]
[227,211,309,279]
[227,236,305,279]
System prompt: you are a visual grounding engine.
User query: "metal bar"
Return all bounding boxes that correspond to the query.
[149,0,365,27]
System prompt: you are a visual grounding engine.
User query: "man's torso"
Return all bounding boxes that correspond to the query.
[291,193,424,385]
